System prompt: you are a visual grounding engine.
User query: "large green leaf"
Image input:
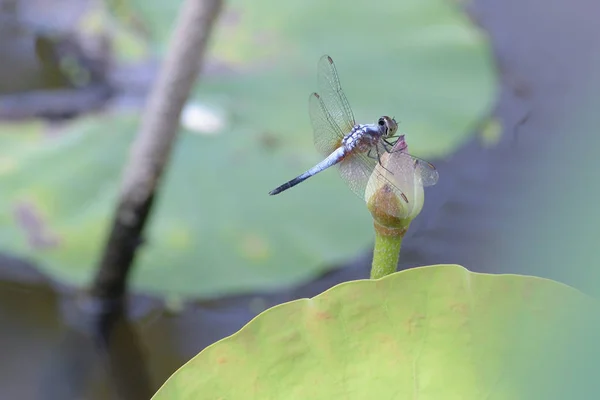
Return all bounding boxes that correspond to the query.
[152,265,596,399]
[135,0,497,158]
[0,114,395,297]
[0,0,496,298]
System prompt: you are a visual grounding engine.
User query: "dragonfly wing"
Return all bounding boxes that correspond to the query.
[309,92,345,156]
[316,55,356,134]
[338,148,415,216]
[387,141,439,188]
[340,143,442,217]
[409,155,439,187]
[338,152,378,200]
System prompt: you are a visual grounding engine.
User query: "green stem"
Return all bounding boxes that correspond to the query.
[370,226,405,279]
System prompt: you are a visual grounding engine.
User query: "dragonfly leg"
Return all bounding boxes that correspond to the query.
[366,147,378,160]
[386,137,407,153]
[375,144,394,175]
[383,138,396,147]
[382,139,394,153]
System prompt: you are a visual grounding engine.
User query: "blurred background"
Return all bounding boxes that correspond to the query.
[0,0,599,398]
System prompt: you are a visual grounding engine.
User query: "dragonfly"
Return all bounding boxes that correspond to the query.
[269,55,438,212]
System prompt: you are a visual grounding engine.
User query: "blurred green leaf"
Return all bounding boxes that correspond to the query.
[152,265,594,399]
[0,0,496,298]
[0,114,389,297]
[133,0,497,158]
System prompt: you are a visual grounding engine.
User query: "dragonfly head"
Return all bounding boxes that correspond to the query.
[378,116,398,138]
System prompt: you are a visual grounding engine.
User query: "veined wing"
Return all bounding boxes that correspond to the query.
[414,158,439,187]
[316,55,356,135]
[388,137,439,187]
[338,144,439,217]
[338,142,411,209]
[407,155,439,187]
[338,151,381,202]
[309,92,345,156]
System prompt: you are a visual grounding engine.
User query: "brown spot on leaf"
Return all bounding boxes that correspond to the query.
[315,311,332,321]
[217,356,228,364]
[13,200,61,249]
[406,313,426,335]
[258,131,280,150]
[522,281,534,301]
[240,234,270,262]
[450,303,469,317]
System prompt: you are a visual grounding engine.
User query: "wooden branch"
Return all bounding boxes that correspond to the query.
[90,0,223,302]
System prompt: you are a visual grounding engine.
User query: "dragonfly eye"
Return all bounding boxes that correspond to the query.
[378,118,385,127]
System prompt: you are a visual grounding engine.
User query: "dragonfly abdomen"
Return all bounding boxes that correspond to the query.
[269,147,346,195]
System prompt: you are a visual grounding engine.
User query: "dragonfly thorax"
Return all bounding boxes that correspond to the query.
[342,124,382,153]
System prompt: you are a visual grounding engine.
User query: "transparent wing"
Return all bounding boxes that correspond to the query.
[338,152,380,201]
[338,142,411,205]
[309,92,345,156]
[388,137,439,187]
[316,55,356,134]
[407,155,439,187]
[339,144,439,218]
